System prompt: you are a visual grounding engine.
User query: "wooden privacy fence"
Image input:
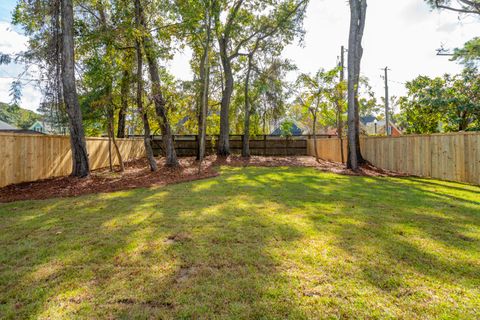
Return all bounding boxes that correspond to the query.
[308,132,480,185]
[0,133,145,188]
[151,135,318,157]
[307,137,347,163]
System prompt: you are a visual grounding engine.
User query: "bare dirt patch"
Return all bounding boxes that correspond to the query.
[0,156,400,203]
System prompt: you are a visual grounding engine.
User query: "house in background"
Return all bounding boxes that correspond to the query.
[0,119,18,131]
[361,117,403,137]
[271,122,304,136]
[28,120,68,135]
[0,119,44,135]
[29,120,46,133]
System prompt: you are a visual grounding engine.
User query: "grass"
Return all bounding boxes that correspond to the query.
[0,167,479,319]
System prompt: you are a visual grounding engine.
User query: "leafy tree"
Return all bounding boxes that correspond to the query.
[241,0,308,157]
[175,0,215,163]
[61,0,90,177]
[453,37,480,67]
[358,77,380,118]
[247,57,295,135]
[399,68,480,133]
[295,69,338,162]
[279,120,294,137]
[212,0,308,156]
[13,0,90,177]
[0,102,40,129]
[136,0,179,167]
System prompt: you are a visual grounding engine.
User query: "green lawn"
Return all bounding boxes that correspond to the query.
[1,167,479,319]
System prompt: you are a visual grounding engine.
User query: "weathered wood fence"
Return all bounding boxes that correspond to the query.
[152,135,317,157]
[308,132,480,185]
[0,133,145,188]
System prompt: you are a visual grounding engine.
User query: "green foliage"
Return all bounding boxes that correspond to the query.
[453,37,480,67]
[279,119,294,136]
[399,68,480,133]
[293,67,342,133]
[358,77,381,117]
[0,102,40,129]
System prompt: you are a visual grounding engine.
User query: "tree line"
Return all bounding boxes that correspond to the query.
[3,0,478,176]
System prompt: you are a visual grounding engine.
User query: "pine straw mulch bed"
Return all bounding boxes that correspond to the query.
[0,156,402,203]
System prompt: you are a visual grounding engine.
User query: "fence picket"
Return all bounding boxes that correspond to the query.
[0,133,145,188]
[309,133,480,185]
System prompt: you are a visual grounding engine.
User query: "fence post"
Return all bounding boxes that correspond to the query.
[264,135,267,156]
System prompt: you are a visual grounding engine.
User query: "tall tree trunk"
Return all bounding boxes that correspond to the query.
[108,123,113,171]
[117,69,130,138]
[337,103,345,163]
[198,5,212,168]
[242,52,254,157]
[217,38,233,156]
[311,109,319,162]
[135,17,157,171]
[97,3,124,172]
[108,108,125,172]
[347,0,367,170]
[136,0,178,167]
[61,0,90,177]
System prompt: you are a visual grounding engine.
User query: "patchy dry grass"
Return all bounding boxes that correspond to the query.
[0,167,479,319]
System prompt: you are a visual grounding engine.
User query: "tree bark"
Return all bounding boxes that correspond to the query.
[214,0,245,156]
[98,3,124,172]
[135,9,157,172]
[311,110,319,162]
[217,37,233,156]
[198,6,212,168]
[347,0,367,170]
[117,69,130,138]
[108,107,125,172]
[61,0,90,177]
[136,0,178,167]
[242,52,254,157]
[337,103,345,163]
[108,125,113,171]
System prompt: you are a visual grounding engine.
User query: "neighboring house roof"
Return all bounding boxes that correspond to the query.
[0,120,18,130]
[29,120,45,131]
[360,115,377,125]
[271,122,303,136]
[0,129,45,135]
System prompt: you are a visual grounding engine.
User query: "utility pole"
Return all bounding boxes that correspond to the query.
[383,67,390,136]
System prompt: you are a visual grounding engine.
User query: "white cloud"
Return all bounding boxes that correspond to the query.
[0,21,27,54]
[283,0,478,100]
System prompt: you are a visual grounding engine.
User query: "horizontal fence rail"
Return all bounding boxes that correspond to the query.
[150,135,318,157]
[308,132,480,185]
[0,133,145,188]
[0,134,324,188]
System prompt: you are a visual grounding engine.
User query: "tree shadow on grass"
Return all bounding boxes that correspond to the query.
[0,167,479,319]
[0,173,307,319]
[309,175,480,317]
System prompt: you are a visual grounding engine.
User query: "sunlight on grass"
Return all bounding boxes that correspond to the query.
[0,167,479,319]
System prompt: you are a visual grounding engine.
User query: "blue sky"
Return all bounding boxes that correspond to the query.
[0,1,15,22]
[0,0,478,112]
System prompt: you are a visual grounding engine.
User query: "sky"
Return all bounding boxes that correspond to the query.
[0,0,478,112]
